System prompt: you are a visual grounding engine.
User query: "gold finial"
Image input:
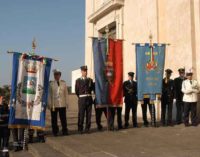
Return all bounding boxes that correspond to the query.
[32,38,36,54]
[149,32,153,46]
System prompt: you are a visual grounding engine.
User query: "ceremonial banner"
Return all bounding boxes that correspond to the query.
[93,38,123,107]
[9,52,52,130]
[136,43,166,101]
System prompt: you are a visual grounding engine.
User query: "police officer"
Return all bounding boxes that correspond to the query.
[75,66,94,134]
[174,68,186,124]
[0,98,9,156]
[48,69,69,136]
[182,70,199,127]
[123,72,138,128]
[161,69,174,126]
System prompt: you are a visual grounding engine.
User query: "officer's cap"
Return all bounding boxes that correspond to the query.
[178,68,185,73]
[53,69,61,75]
[186,69,193,76]
[128,72,135,77]
[80,65,88,71]
[165,69,173,74]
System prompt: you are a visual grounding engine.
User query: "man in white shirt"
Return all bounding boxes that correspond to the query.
[48,69,69,136]
[182,70,199,127]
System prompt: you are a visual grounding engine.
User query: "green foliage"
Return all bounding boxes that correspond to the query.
[0,85,11,103]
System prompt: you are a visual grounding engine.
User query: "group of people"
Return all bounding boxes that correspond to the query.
[49,66,200,136]
[0,65,199,156]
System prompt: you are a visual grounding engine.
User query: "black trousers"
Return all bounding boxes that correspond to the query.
[78,97,93,131]
[161,99,173,125]
[12,128,24,148]
[176,100,184,124]
[184,102,197,125]
[124,104,138,127]
[0,127,9,148]
[95,107,107,128]
[141,99,156,125]
[109,107,122,129]
[51,107,67,135]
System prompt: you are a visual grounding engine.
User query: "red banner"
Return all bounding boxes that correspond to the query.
[107,39,123,107]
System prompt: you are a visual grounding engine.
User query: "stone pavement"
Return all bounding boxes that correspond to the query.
[10,109,200,157]
[10,125,200,157]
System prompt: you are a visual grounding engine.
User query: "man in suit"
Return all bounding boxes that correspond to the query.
[182,70,199,127]
[123,72,138,128]
[161,69,174,126]
[174,68,186,124]
[48,69,69,136]
[75,66,94,134]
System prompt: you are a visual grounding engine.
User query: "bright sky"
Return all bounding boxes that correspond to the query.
[0,0,85,86]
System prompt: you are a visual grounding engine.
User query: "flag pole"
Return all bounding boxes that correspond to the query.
[105,26,110,131]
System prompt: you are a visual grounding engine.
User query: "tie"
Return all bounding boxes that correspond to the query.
[190,80,192,85]
[57,81,60,86]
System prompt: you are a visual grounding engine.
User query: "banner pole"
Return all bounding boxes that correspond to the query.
[105,25,110,131]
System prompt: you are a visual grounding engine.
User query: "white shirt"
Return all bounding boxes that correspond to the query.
[182,79,199,102]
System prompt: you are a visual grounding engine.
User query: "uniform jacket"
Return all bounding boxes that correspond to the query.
[0,103,9,127]
[75,77,94,97]
[48,80,69,109]
[174,77,186,101]
[123,80,137,105]
[162,78,174,102]
[182,79,199,103]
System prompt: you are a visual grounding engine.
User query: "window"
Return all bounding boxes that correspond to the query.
[99,22,116,39]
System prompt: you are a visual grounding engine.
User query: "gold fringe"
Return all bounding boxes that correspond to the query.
[8,125,46,131]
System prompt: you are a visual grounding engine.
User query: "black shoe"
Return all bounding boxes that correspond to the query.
[118,126,123,130]
[97,125,103,131]
[78,130,83,134]
[109,126,114,131]
[133,124,139,128]
[63,130,69,136]
[85,129,90,134]
[185,123,190,127]
[53,133,58,137]
[39,137,45,143]
[124,123,129,129]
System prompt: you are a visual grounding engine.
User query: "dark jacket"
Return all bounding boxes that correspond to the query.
[75,77,94,97]
[123,80,137,105]
[174,77,186,101]
[162,78,174,103]
[0,103,9,128]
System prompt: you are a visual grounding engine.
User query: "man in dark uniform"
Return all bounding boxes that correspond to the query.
[123,72,138,128]
[174,68,186,124]
[161,69,174,126]
[75,66,94,134]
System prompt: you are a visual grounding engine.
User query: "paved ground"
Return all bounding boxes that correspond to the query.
[10,110,200,157]
[10,125,200,157]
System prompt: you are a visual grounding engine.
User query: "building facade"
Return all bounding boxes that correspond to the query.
[85,0,200,118]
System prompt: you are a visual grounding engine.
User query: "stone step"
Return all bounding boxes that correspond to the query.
[29,143,69,157]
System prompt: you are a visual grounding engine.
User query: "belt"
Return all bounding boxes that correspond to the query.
[79,94,92,98]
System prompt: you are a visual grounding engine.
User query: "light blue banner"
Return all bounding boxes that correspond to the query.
[136,43,166,101]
